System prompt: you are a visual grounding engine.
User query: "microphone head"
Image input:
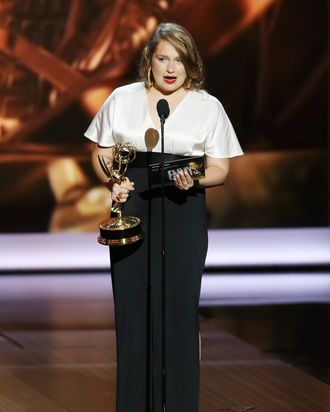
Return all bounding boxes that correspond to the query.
[156,99,170,120]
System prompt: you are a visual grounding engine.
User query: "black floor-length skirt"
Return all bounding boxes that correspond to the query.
[109,152,208,412]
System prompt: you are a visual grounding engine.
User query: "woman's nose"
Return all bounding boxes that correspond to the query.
[166,61,175,73]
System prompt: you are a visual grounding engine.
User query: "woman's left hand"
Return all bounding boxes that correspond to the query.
[174,168,194,190]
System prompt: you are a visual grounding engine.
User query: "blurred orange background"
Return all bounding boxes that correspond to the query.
[0,0,328,232]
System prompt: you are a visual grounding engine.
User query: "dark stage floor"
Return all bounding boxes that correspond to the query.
[0,323,329,412]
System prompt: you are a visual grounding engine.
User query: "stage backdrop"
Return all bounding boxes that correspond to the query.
[0,0,328,233]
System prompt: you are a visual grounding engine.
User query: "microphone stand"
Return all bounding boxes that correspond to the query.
[144,132,159,412]
[160,113,167,412]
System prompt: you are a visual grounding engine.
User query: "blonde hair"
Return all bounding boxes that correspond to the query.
[139,22,204,91]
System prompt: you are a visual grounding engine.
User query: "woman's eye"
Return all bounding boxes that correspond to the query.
[158,57,165,62]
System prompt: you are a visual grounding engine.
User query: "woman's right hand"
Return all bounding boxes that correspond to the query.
[111,177,135,203]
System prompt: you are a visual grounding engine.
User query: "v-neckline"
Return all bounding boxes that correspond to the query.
[144,87,190,131]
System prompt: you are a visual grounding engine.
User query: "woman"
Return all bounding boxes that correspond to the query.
[85,22,243,412]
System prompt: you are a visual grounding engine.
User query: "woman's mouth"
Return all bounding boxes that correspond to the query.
[164,76,176,84]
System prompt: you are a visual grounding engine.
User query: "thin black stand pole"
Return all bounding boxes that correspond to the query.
[160,115,166,412]
[146,150,152,412]
[156,98,169,412]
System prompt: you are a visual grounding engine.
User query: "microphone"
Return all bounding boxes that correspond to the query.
[156,99,170,122]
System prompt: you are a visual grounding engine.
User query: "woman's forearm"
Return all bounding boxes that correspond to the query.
[91,145,114,183]
[91,145,134,201]
[198,164,228,188]
[197,157,229,188]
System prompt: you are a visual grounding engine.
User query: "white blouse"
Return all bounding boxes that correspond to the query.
[84,82,243,158]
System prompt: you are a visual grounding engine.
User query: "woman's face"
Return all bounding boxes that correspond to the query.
[150,40,187,95]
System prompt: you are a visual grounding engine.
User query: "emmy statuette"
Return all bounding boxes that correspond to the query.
[97,143,142,246]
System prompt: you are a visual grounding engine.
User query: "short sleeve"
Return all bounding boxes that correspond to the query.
[204,99,243,158]
[84,92,116,147]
